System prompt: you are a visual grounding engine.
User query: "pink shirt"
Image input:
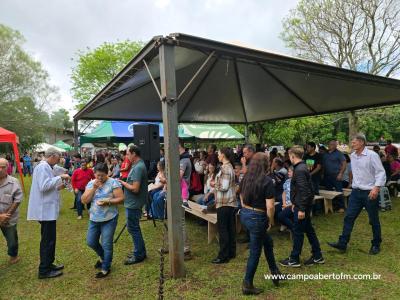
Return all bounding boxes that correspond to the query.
[390,160,400,173]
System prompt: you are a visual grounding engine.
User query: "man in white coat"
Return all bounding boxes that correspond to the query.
[27,148,70,279]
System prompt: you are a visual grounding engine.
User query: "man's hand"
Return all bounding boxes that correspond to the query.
[298,210,305,220]
[336,173,343,181]
[60,174,70,180]
[74,188,79,194]
[0,213,11,226]
[369,187,380,200]
[57,184,66,191]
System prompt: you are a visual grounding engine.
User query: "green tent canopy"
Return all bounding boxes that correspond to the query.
[53,140,73,151]
[79,121,243,145]
[180,124,243,139]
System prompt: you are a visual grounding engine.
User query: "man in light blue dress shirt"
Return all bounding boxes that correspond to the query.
[27,148,71,279]
[328,134,386,255]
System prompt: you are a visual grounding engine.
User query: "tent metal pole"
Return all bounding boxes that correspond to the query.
[74,120,79,153]
[159,43,186,278]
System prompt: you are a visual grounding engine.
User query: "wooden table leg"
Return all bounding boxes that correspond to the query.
[324,198,333,214]
[208,222,217,244]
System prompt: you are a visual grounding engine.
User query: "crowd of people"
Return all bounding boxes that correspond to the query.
[0,134,397,295]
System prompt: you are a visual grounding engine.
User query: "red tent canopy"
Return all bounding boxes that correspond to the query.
[0,127,24,189]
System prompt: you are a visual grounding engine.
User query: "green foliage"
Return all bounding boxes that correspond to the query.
[0,23,58,150]
[49,108,73,133]
[71,40,144,110]
[0,24,56,105]
[0,97,50,150]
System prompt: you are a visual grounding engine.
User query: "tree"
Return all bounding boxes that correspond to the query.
[0,97,50,150]
[71,40,144,110]
[0,24,57,107]
[0,23,57,150]
[281,0,400,142]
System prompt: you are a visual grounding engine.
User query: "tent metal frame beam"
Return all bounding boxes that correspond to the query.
[234,58,248,124]
[143,59,162,100]
[258,63,317,114]
[178,56,219,119]
[159,43,185,278]
[177,51,215,100]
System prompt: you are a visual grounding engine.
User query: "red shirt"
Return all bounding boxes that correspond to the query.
[71,168,95,191]
[120,158,132,179]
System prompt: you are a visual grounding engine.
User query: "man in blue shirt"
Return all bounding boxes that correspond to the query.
[119,145,148,265]
[23,152,32,177]
[322,140,346,212]
[328,134,386,255]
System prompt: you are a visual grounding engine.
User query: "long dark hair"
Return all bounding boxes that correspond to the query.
[240,152,269,202]
[219,147,235,166]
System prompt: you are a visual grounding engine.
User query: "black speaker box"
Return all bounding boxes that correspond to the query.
[133,124,160,161]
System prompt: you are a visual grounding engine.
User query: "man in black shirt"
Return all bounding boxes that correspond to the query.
[303,142,322,195]
[280,145,324,268]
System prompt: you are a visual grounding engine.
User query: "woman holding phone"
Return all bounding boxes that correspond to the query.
[81,163,124,278]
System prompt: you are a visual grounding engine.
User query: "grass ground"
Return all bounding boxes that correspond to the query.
[0,177,399,300]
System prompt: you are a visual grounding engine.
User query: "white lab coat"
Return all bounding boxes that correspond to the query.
[27,161,62,221]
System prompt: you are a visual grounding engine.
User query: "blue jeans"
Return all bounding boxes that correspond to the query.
[126,208,146,259]
[324,174,344,209]
[196,193,215,206]
[240,208,278,284]
[311,175,320,195]
[151,190,166,219]
[23,165,31,176]
[87,216,118,271]
[291,207,322,260]
[339,189,381,247]
[1,225,18,257]
[278,206,294,231]
[76,190,90,217]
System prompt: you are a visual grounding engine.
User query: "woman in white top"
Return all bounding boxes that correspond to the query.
[196,163,217,206]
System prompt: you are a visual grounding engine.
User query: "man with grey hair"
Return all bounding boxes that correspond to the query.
[328,134,386,255]
[27,147,71,279]
[0,158,23,264]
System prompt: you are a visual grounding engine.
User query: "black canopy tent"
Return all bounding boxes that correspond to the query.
[74,33,400,278]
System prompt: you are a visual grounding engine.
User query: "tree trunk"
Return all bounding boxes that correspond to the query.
[348,110,359,144]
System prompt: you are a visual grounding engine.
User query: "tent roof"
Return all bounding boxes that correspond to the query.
[34,143,66,153]
[80,121,243,144]
[74,33,400,124]
[53,140,73,151]
[0,127,19,144]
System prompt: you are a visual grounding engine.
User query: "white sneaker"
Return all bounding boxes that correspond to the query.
[77,216,82,220]
[280,225,287,232]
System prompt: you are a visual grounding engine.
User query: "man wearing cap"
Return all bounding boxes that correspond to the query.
[27,148,71,279]
[328,134,386,255]
[0,158,23,264]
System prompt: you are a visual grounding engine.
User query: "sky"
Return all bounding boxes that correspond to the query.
[0,0,299,116]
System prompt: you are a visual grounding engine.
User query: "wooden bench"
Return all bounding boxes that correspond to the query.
[184,201,218,244]
[318,190,344,214]
[184,201,242,244]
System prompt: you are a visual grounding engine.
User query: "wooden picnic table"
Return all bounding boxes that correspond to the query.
[318,190,344,214]
[184,201,241,244]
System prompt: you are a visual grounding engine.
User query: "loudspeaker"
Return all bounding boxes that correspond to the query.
[133,124,160,161]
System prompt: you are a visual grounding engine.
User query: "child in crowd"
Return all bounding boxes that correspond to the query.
[278,166,293,233]
[196,163,217,207]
